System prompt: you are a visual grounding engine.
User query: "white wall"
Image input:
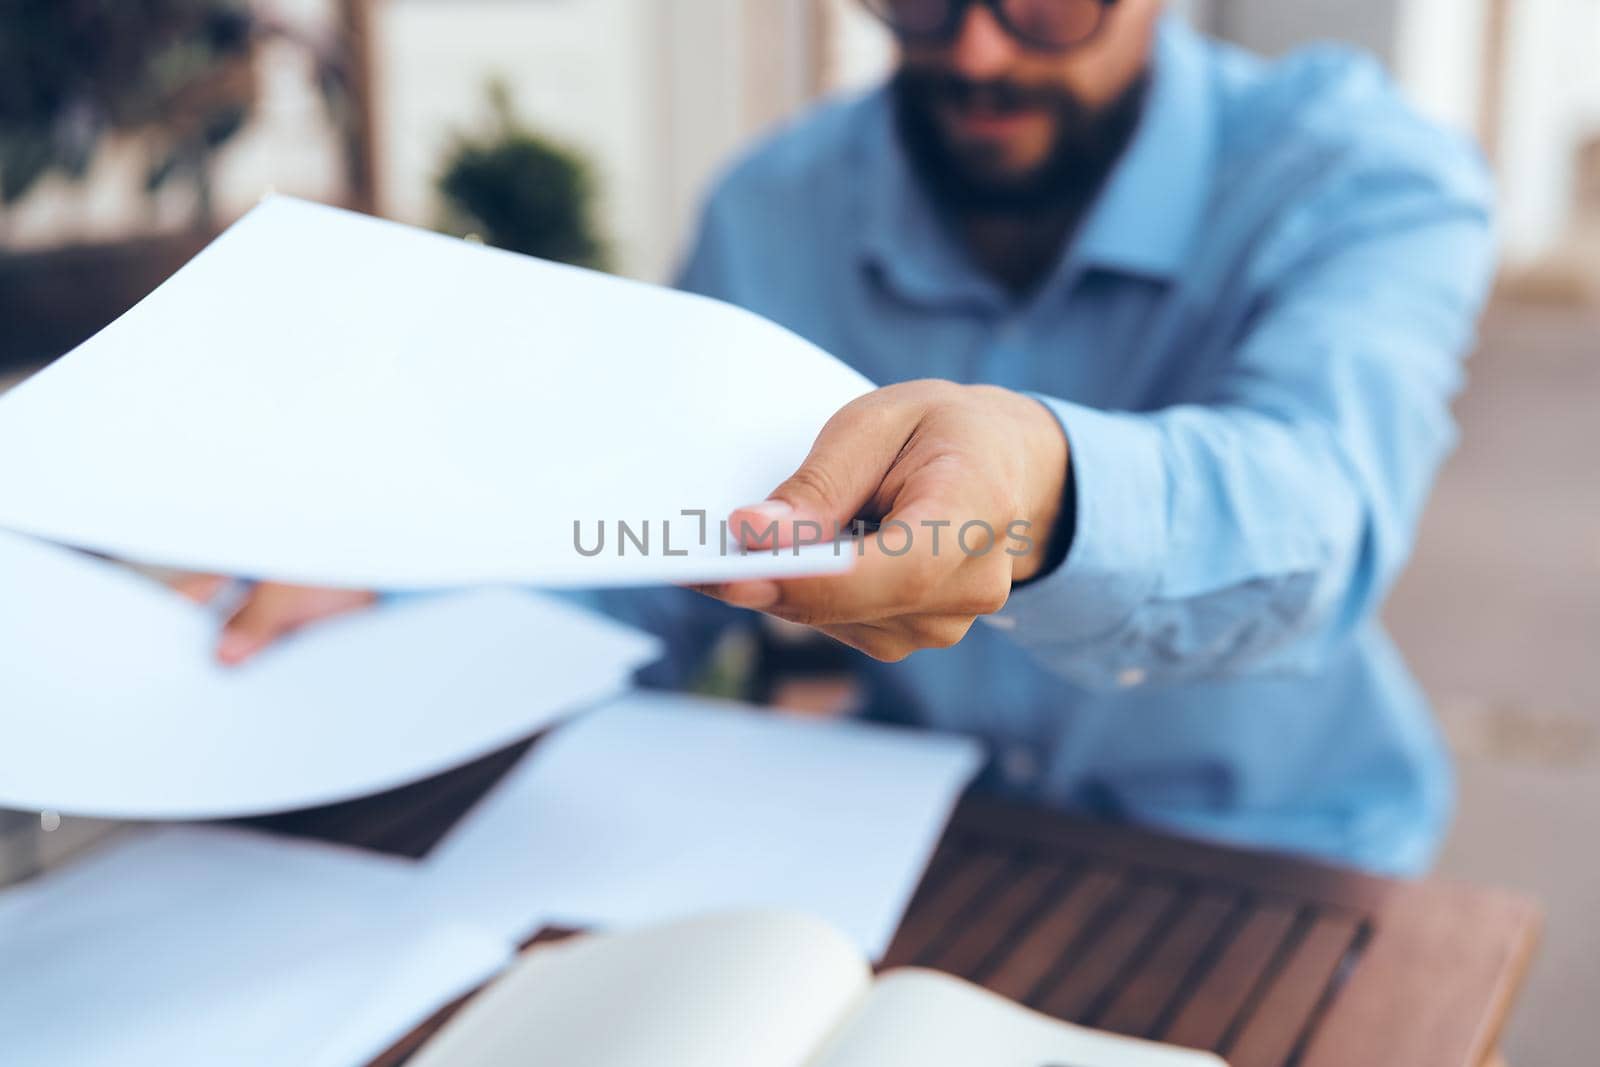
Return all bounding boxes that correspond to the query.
[1493,0,1600,263]
[823,0,894,93]
[375,0,666,276]
[1395,0,1490,139]
[1213,0,1401,62]
[375,0,822,283]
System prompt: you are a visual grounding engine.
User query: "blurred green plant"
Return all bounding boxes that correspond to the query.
[437,81,607,269]
[0,0,352,224]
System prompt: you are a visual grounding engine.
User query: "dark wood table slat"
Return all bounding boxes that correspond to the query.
[919,859,1076,979]
[877,846,1013,967]
[1096,888,1242,1040]
[1224,912,1363,1067]
[241,739,534,858]
[1034,880,1184,1023]
[980,867,1127,1004]
[900,844,966,911]
[1161,902,1303,1053]
[950,802,1402,914]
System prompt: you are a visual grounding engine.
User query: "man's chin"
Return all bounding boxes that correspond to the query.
[894,67,1151,215]
[935,143,1060,205]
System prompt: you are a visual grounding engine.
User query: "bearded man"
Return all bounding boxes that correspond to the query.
[200,1,1495,875]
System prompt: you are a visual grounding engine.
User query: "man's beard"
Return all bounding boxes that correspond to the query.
[891,67,1150,217]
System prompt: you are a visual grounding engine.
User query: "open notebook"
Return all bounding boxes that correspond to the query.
[408,911,1227,1067]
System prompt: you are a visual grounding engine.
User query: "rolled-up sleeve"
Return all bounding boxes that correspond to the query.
[990,158,1497,691]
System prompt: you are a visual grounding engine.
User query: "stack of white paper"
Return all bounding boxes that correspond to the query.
[419,691,985,959]
[0,827,512,1067]
[0,196,870,589]
[0,529,661,819]
[0,693,984,1064]
[0,195,985,1063]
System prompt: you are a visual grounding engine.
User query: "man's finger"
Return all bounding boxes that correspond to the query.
[216,591,293,666]
[730,391,924,549]
[711,529,941,625]
[712,580,781,610]
[213,585,375,666]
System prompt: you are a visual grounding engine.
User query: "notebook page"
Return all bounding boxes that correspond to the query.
[408,911,873,1067]
[807,970,1228,1067]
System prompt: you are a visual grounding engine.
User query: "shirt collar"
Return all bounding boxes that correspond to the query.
[856,17,1215,308]
[856,93,1002,312]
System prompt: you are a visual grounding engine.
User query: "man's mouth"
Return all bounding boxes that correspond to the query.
[912,73,1061,145]
[939,100,1050,140]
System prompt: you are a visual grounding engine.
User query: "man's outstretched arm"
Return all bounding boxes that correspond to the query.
[701,159,1496,688]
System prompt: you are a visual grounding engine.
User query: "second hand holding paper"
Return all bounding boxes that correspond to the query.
[0,529,661,819]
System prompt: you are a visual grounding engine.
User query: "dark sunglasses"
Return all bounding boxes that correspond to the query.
[862,0,1119,53]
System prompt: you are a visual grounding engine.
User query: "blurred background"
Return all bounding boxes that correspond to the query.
[1,2,1596,1061]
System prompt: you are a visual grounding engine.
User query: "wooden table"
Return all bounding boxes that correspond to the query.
[248,740,1540,1067]
[885,802,1539,1067]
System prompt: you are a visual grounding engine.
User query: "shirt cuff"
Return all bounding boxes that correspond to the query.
[987,397,1169,644]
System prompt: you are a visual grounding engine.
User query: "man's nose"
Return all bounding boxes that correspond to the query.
[947,4,1021,80]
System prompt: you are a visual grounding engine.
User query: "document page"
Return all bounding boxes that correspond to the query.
[808,970,1228,1067]
[418,691,985,958]
[0,529,660,818]
[0,196,872,589]
[409,911,872,1067]
[0,827,512,1067]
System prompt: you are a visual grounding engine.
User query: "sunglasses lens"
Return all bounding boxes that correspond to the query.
[999,0,1106,48]
[864,0,1108,50]
[865,0,955,37]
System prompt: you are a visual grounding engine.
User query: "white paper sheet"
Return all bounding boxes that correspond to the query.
[0,827,512,1067]
[418,691,984,959]
[0,196,872,589]
[0,529,661,819]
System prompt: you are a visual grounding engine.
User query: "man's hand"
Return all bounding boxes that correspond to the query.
[697,380,1069,661]
[171,576,377,666]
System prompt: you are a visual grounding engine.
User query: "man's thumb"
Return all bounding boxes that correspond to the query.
[730,401,909,549]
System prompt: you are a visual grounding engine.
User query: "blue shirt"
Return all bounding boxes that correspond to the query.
[598,20,1496,875]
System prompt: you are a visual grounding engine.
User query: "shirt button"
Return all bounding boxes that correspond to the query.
[1117,667,1148,689]
[1001,746,1040,788]
[980,614,1018,632]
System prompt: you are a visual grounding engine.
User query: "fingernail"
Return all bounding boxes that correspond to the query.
[723,581,781,610]
[217,631,259,666]
[742,499,793,520]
